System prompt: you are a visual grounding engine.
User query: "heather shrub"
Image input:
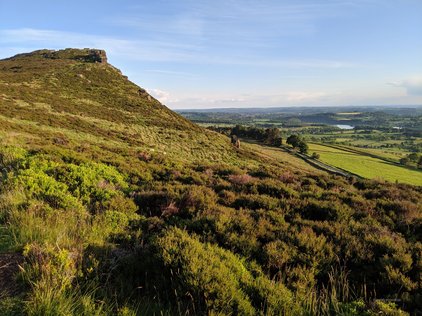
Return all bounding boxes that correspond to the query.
[228,173,254,185]
[256,178,298,198]
[233,193,280,211]
[155,227,297,315]
[299,199,352,221]
[179,185,217,214]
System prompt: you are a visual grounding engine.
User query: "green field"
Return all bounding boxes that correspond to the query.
[322,143,406,163]
[308,143,422,186]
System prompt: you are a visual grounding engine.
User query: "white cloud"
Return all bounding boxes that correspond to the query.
[148,89,177,103]
[389,77,422,96]
[158,85,422,109]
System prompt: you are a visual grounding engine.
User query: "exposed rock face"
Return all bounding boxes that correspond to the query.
[231,135,240,148]
[86,49,108,63]
[5,48,108,64]
[138,88,154,101]
[59,48,108,63]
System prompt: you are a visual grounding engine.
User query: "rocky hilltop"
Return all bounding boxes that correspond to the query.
[5,48,108,63]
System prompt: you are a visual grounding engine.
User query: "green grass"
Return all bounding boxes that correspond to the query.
[242,140,324,174]
[0,49,252,167]
[0,226,15,252]
[332,144,407,162]
[308,143,422,185]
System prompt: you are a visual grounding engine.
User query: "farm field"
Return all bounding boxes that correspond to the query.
[308,143,422,185]
[320,143,406,162]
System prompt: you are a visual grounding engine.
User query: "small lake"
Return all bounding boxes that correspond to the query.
[335,124,354,130]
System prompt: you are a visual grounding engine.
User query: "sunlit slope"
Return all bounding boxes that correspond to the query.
[0,49,242,165]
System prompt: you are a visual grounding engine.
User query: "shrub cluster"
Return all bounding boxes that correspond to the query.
[1,141,420,315]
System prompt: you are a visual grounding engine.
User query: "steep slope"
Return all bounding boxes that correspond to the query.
[0,48,242,165]
[0,48,189,128]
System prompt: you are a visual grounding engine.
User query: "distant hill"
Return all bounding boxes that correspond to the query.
[177,105,422,115]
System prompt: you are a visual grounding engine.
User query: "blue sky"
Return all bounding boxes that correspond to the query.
[1,0,421,109]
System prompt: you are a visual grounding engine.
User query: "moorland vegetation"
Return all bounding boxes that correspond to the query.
[0,49,421,315]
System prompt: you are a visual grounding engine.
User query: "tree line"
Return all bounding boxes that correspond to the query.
[209,125,309,153]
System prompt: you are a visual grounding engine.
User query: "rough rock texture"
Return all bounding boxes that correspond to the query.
[138,88,154,101]
[5,48,108,64]
[85,49,107,63]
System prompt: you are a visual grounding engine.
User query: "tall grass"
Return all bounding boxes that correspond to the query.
[303,266,353,315]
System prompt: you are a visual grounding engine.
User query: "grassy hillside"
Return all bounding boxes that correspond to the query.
[0,49,421,315]
[0,49,245,166]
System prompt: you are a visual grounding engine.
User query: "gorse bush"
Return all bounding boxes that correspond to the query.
[15,169,83,210]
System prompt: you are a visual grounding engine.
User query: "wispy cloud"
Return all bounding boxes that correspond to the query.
[115,0,382,43]
[144,69,199,78]
[0,28,358,69]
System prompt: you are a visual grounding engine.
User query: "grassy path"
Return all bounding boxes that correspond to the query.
[241,139,325,174]
[242,139,362,178]
[292,149,360,178]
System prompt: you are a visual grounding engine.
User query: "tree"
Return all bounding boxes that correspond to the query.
[407,153,418,162]
[285,118,302,127]
[286,135,301,148]
[264,128,281,145]
[311,152,320,159]
[273,137,282,147]
[287,135,308,153]
[399,157,410,166]
[298,141,308,154]
[418,156,422,169]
